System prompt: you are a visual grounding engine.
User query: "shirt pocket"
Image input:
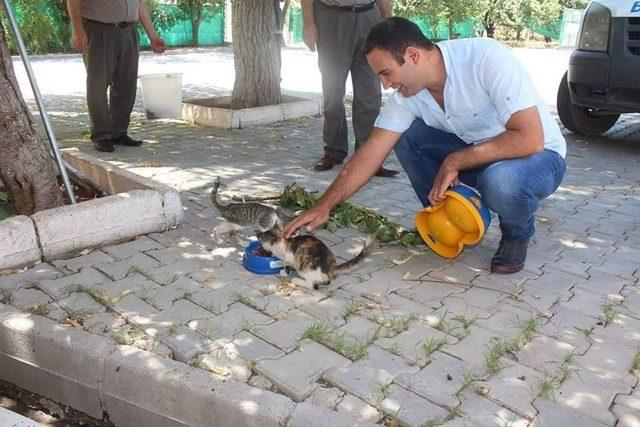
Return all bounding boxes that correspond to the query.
[450,103,499,140]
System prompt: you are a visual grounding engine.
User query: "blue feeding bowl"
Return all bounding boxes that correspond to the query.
[243,241,284,275]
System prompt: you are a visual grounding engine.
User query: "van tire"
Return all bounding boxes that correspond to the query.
[557,71,620,136]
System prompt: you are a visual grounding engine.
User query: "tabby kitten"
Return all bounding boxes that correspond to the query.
[257,229,373,289]
[210,177,288,246]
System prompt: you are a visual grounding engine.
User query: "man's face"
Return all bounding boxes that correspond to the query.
[367,47,419,97]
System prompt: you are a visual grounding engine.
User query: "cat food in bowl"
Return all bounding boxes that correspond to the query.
[243,241,284,275]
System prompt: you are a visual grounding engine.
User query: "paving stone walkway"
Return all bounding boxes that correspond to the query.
[1,77,640,425]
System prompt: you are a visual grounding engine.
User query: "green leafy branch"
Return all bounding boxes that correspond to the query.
[278,183,422,246]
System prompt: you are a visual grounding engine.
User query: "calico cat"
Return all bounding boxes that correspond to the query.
[210,177,289,246]
[257,229,373,289]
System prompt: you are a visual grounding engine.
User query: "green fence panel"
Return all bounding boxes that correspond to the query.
[2,0,71,53]
[283,7,478,43]
[139,4,224,47]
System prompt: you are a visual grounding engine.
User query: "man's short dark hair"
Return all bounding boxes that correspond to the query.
[364,17,435,65]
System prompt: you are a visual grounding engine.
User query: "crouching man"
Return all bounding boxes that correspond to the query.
[284,17,567,274]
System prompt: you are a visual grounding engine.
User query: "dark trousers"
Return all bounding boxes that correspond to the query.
[394,119,567,239]
[83,20,139,142]
[314,3,381,161]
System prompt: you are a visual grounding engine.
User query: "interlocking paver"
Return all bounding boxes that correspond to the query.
[9,288,53,310]
[323,365,394,406]
[591,313,640,348]
[94,252,162,281]
[441,390,528,427]
[305,385,343,410]
[101,235,165,260]
[574,339,637,386]
[442,326,504,369]
[396,351,472,408]
[38,268,110,299]
[160,325,218,362]
[336,394,382,423]
[516,334,575,374]
[187,302,274,345]
[554,368,632,424]
[0,263,61,294]
[255,341,351,402]
[376,322,455,366]
[52,250,114,273]
[379,384,448,427]
[563,288,624,320]
[224,331,285,361]
[477,361,545,419]
[611,388,640,427]
[531,399,607,427]
[539,303,598,353]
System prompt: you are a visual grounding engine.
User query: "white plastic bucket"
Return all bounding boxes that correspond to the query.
[139,73,183,119]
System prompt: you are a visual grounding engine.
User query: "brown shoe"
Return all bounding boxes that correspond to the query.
[314,154,343,172]
[375,166,400,178]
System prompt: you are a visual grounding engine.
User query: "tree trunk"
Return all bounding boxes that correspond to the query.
[0,21,63,215]
[192,17,201,46]
[191,5,203,47]
[278,0,291,47]
[231,0,281,109]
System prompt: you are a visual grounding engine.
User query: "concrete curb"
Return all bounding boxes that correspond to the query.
[0,149,183,270]
[182,95,322,129]
[0,303,306,426]
[0,216,40,271]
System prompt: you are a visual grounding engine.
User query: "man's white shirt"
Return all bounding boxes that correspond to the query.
[374,38,567,158]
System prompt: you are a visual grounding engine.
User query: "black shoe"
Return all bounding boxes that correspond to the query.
[491,236,529,274]
[314,154,343,172]
[375,166,400,178]
[93,139,115,152]
[111,134,143,147]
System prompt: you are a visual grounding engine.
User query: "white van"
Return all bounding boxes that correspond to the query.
[557,0,640,135]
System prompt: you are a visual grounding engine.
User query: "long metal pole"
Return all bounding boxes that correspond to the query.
[2,0,77,204]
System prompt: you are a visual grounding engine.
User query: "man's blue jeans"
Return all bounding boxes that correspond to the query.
[393,119,566,239]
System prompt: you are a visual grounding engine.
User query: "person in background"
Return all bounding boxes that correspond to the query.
[302,0,399,177]
[67,0,166,152]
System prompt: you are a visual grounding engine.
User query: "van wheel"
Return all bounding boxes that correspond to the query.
[556,71,620,136]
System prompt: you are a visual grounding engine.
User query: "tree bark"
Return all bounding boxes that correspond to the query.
[190,4,203,47]
[0,21,64,215]
[231,0,281,109]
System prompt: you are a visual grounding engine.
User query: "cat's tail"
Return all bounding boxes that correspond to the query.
[210,177,226,210]
[334,235,375,275]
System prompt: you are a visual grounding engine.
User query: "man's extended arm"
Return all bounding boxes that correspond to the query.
[378,0,392,19]
[428,106,544,204]
[283,128,402,237]
[301,0,317,51]
[138,1,166,53]
[66,0,87,52]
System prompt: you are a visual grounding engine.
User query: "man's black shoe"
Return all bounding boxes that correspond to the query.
[491,236,529,274]
[375,166,400,178]
[314,154,343,172]
[93,139,115,153]
[111,134,143,147]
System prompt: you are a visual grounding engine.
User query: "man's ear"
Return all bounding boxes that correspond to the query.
[405,46,420,65]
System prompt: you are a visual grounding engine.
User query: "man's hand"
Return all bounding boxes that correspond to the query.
[150,36,166,54]
[282,203,331,238]
[302,22,318,52]
[428,155,460,205]
[71,26,88,53]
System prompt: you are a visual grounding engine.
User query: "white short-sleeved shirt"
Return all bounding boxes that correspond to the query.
[374,38,567,158]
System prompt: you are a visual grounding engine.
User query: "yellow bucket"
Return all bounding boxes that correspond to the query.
[415,185,492,258]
